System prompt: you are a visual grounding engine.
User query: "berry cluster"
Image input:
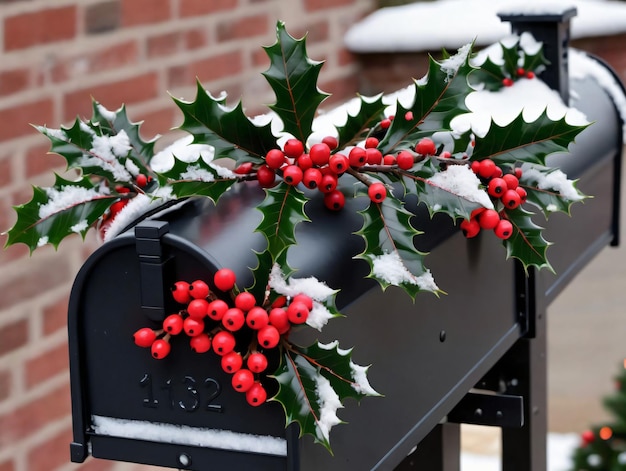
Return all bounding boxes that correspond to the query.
[502,67,536,87]
[133,268,314,407]
[460,159,527,240]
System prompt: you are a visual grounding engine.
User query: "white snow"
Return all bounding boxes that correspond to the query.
[179,165,217,182]
[91,131,132,161]
[124,158,140,177]
[344,0,626,53]
[37,236,48,247]
[38,185,109,219]
[306,303,336,331]
[70,219,89,233]
[439,43,473,80]
[97,103,118,122]
[39,126,66,140]
[150,134,215,173]
[268,264,338,301]
[349,361,380,396]
[369,251,440,291]
[426,165,494,208]
[312,373,343,442]
[521,164,585,201]
[91,415,287,456]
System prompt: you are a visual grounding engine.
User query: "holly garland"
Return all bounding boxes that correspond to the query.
[4,22,589,451]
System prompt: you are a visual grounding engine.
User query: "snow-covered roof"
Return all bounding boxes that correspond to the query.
[344,0,626,53]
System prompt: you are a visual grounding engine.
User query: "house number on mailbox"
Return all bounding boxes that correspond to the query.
[140,373,223,412]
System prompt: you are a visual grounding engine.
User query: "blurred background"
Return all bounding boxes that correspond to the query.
[0,1,624,470]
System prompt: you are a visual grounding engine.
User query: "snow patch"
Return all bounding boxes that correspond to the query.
[521,164,585,201]
[39,185,109,219]
[124,158,140,177]
[37,236,48,247]
[370,251,439,291]
[307,303,336,331]
[440,43,472,79]
[150,135,216,173]
[91,415,287,456]
[426,165,494,208]
[268,264,338,301]
[40,126,66,140]
[97,104,118,122]
[179,165,216,182]
[70,219,89,233]
[312,373,343,442]
[350,362,380,396]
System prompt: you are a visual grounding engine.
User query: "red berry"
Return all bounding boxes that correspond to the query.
[502,174,519,190]
[189,280,210,299]
[257,325,281,349]
[234,292,256,312]
[478,159,497,179]
[365,148,383,165]
[502,77,514,87]
[365,137,379,149]
[494,219,513,239]
[380,118,391,129]
[282,165,303,186]
[271,296,287,308]
[478,209,500,230]
[234,162,253,175]
[247,352,269,374]
[269,307,290,331]
[206,300,228,323]
[526,71,535,79]
[163,314,184,335]
[581,430,595,446]
[214,268,236,292]
[396,150,414,170]
[471,161,481,174]
[491,166,503,179]
[246,306,269,330]
[189,333,211,353]
[460,218,480,238]
[487,177,508,198]
[502,189,522,209]
[265,149,285,169]
[136,174,148,188]
[310,143,331,166]
[383,154,396,165]
[328,154,349,174]
[368,182,387,203]
[232,369,255,393]
[514,167,523,179]
[470,207,486,220]
[187,298,209,319]
[283,139,304,159]
[404,111,414,121]
[515,186,528,203]
[115,185,130,194]
[151,339,171,359]
[246,382,268,407]
[303,167,323,189]
[296,153,313,171]
[110,199,128,216]
[320,174,338,194]
[221,351,243,373]
[292,294,313,310]
[287,301,309,324]
[212,331,236,356]
[133,327,157,347]
[322,135,338,150]
[171,281,191,304]
[517,67,526,77]
[183,317,204,337]
[440,151,452,159]
[323,189,345,211]
[416,138,437,156]
[222,308,246,332]
[348,147,367,167]
[256,165,276,188]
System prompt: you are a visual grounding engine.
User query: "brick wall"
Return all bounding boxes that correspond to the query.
[0,1,375,470]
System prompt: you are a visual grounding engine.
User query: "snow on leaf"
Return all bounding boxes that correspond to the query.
[334,94,386,149]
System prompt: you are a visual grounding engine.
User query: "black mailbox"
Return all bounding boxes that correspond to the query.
[67,10,625,471]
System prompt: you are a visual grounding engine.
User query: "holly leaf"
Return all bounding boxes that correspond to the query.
[173,81,277,162]
[522,44,549,74]
[520,164,587,217]
[262,21,330,144]
[335,94,386,149]
[471,110,589,166]
[271,341,379,452]
[5,175,115,252]
[378,43,474,154]
[469,56,506,91]
[355,195,438,299]
[504,207,553,272]
[157,156,237,201]
[501,39,521,78]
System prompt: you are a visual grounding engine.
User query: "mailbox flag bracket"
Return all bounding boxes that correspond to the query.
[446,391,524,428]
[135,220,171,322]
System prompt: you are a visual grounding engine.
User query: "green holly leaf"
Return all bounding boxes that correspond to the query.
[520,164,587,217]
[522,43,549,74]
[262,21,330,144]
[504,207,553,272]
[5,175,115,252]
[378,43,474,154]
[471,110,589,166]
[157,156,237,201]
[469,56,507,91]
[355,195,438,299]
[173,81,277,162]
[335,94,386,149]
[501,40,521,78]
[271,341,379,452]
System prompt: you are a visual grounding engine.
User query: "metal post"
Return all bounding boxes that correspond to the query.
[394,424,460,471]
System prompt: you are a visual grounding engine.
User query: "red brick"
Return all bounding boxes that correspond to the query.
[319,74,360,106]
[63,72,159,121]
[0,68,30,96]
[169,50,243,88]
[147,31,181,58]
[0,154,12,187]
[135,107,176,141]
[0,369,11,402]
[0,99,54,141]
[25,144,65,179]
[0,382,71,447]
[0,459,15,471]
[27,426,73,471]
[26,341,69,389]
[292,20,329,43]
[0,256,71,311]
[42,296,69,336]
[0,319,28,357]
[179,0,237,17]
[217,13,269,42]
[122,0,170,26]
[338,47,356,67]
[85,1,121,34]
[303,0,353,11]
[251,48,269,68]
[185,28,208,50]
[4,6,77,50]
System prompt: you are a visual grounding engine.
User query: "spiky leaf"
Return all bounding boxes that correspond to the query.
[519,164,587,217]
[504,207,553,272]
[501,40,521,78]
[5,175,115,251]
[469,56,507,91]
[335,94,386,149]
[158,156,237,201]
[472,110,589,165]
[262,21,329,143]
[272,341,379,451]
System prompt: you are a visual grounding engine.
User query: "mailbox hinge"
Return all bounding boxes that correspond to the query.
[446,391,524,428]
[135,220,171,322]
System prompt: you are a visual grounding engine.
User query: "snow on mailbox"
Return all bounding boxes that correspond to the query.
[5,11,625,470]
